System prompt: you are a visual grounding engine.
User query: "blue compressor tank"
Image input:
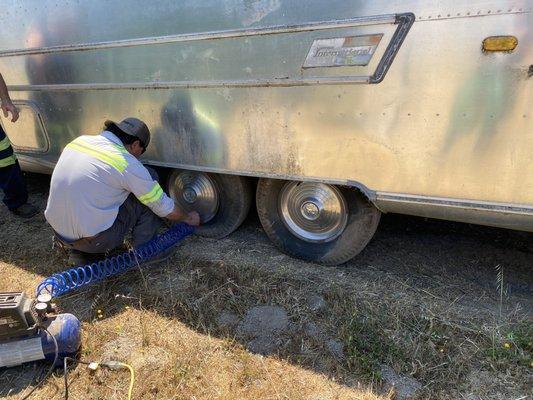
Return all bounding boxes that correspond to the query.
[0,313,81,368]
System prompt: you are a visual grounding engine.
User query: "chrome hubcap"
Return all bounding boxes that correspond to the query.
[182,188,198,204]
[169,171,219,223]
[301,201,320,221]
[279,182,348,243]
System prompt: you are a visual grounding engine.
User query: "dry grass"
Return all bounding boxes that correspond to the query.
[0,253,388,400]
[0,173,531,400]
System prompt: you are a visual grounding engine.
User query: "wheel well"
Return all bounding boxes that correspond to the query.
[152,165,380,212]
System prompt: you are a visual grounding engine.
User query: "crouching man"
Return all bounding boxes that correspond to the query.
[45,117,199,265]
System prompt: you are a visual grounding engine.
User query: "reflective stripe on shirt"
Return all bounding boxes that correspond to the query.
[0,126,16,168]
[110,143,129,154]
[0,154,16,168]
[45,131,175,240]
[66,137,128,172]
[138,182,164,205]
[0,136,11,151]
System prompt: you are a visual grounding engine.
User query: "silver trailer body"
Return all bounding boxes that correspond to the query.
[0,1,531,247]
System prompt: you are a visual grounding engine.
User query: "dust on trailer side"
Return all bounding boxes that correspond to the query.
[0,0,531,264]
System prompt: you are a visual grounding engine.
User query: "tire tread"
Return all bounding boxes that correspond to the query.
[256,179,380,265]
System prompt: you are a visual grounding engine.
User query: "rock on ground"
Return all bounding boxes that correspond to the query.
[380,365,422,400]
[237,305,289,355]
[304,322,325,340]
[246,336,284,355]
[306,294,326,312]
[216,311,240,328]
[325,339,344,359]
[237,305,289,337]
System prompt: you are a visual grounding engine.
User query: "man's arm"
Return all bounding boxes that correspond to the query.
[0,73,19,122]
[165,205,200,226]
[121,161,200,226]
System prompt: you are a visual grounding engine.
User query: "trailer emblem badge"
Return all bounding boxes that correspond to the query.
[303,34,383,68]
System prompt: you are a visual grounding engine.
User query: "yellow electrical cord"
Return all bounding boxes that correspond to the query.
[100,361,135,400]
[118,362,135,400]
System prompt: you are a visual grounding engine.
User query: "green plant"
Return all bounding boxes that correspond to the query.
[487,322,533,369]
[343,313,407,379]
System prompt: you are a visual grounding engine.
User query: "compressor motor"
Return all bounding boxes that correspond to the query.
[0,291,81,368]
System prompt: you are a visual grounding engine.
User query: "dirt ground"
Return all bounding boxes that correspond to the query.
[0,173,531,400]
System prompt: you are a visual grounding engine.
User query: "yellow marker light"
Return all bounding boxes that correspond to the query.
[483,36,518,52]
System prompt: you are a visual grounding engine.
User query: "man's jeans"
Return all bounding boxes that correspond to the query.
[67,193,163,254]
[0,161,28,211]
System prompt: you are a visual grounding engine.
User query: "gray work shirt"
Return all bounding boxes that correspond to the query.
[45,131,175,241]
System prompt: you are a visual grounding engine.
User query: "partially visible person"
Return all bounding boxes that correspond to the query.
[45,117,200,265]
[0,73,39,218]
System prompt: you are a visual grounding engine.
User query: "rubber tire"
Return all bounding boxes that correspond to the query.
[168,170,253,239]
[256,178,381,265]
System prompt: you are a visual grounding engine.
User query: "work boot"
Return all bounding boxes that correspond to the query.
[68,249,105,266]
[11,203,39,218]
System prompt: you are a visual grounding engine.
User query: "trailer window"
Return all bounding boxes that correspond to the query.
[0,101,49,153]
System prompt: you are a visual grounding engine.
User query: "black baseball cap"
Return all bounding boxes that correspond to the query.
[104,117,151,148]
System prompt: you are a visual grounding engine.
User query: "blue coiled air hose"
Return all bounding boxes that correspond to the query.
[36,223,194,298]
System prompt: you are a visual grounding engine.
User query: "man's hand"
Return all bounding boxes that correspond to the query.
[184,211,200,226]
[165,205,201,226]
[2,102,19,122]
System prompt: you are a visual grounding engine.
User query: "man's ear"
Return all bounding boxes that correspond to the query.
[131,140,145,156]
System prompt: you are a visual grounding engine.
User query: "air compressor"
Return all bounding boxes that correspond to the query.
[0,223,193,400]
[0,223,193,370]
[0,291,81,368]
